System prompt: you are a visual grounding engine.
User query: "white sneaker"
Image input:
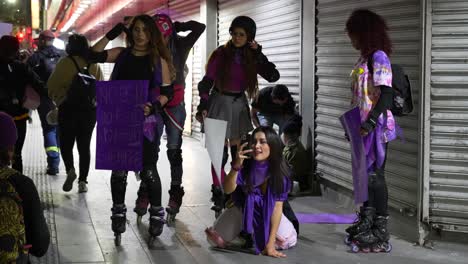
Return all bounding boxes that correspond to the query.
[78,181,88,193]
[63,168,77,192]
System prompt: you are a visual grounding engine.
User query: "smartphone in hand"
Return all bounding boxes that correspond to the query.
[240,133,252,158]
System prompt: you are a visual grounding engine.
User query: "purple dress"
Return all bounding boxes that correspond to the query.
[232,161,291,254]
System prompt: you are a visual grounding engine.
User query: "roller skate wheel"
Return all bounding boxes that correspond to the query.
[344,236,351,245]
[361,247,371,253]
[114,234,121,246]
[351,244,360,253]
[385,243,392,253]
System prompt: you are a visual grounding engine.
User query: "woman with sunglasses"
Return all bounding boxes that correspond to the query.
[196,16,280,218]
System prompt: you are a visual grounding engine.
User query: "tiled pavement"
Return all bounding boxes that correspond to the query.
[21,113,468,264]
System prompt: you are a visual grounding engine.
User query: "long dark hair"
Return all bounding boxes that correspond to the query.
[126,14,176,80]
[208,40,258,99]
[345,9,392,59]
[0,147,13,168]
[242,126,290,194]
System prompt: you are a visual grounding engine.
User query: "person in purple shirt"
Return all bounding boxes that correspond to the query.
[205,126,297,257]
[344,9,396,253]
[196,16,280,218]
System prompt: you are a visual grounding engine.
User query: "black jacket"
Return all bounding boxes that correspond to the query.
[0,60,46,118]
[172,20,206,86]
[27,46,65,83]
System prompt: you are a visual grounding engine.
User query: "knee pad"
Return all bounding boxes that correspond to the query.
[167,149,182,166]
[222,146,229,167]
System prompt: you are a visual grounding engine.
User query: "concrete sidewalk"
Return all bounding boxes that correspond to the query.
[21,113,467,264]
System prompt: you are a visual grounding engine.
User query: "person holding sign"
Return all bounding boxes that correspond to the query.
[90,14,175,245]
[129,13,205,224]
[205,126,297,257]
[195,16,280,218]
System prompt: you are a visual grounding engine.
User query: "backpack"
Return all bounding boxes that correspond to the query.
[65,56,97,109]
[0,167,27,263]
[368,53,414,116]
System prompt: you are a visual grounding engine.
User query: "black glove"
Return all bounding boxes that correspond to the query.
[151,101,163,114]
[173,21,182,32]
[106,23,127,41]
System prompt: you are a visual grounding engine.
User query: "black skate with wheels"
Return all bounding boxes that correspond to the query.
[369,216,392,253]
[344,207,375,245]
[166,186,185,226]
[111,204,127,246]
[349,214,392,253]
[210,185,225,219]
[148,206,166,245]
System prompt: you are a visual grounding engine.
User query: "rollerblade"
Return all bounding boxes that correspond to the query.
[111,204,127,246]
[210,184,225,219]
[148,206,166,244]
[166,186,185,226]
[134,183,149,225]
[344,207,374,245]
[369,216,392,253]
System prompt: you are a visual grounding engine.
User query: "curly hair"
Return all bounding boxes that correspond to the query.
[345,9,392,59]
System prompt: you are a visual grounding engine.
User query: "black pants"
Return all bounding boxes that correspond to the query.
[111,137,162,207]
[364,144,389,216]
[12,118,27,173]
[58,106,96,183]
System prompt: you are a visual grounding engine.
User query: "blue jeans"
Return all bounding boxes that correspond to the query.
[37,96,60,169]
[162,103,186,186]
[257,112,290,135]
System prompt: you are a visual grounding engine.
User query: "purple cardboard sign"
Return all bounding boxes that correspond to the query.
[339,107,368,204]
[95,80,148,171]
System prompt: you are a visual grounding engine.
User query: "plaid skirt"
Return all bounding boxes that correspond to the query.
[207,90,253,140]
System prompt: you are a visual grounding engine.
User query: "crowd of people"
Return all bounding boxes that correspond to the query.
[0,8,397,262]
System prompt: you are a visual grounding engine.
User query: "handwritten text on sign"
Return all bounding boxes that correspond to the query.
[95,80,148,171]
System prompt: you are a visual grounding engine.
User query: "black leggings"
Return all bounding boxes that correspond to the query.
[111,137,162,207]
[12,119,27,173]
[58,106,96,182]
[363,144,389,216]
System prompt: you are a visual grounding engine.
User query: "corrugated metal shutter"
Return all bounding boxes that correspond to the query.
[315,0,421,212]
[429,0,468,232]
[167,0,201,137]
[217,0,301,102]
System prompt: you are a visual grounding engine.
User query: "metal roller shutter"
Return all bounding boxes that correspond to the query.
[315,0,421,212]
[429,0,468,232]
[217,0,301,102]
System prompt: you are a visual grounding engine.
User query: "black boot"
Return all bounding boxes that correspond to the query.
[166,186,185,215]
[111,204,127,234]
[345,207,375,242]
[370,216,392,253]
[149,206,165,237]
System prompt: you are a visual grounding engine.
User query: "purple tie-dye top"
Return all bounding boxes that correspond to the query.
[350,50,396,143]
